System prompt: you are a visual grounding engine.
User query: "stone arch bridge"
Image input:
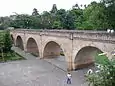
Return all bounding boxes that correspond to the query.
[10,29,115,71]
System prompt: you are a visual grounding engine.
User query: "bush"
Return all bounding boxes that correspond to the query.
[86,54,115,86]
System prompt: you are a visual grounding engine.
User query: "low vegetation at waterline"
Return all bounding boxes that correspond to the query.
[0,51,25,62]
[86,54,115,86]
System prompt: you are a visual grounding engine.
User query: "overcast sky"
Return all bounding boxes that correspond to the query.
[0,0,100,17]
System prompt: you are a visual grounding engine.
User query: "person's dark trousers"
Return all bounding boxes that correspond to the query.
[67,78,71,84]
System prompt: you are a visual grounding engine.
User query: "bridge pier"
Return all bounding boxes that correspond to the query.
[67,62,74,71]
[66,55,74,71]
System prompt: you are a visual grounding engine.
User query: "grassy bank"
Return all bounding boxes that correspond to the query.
[0,51,26,62]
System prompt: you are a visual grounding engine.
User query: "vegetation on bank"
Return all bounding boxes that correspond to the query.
[0,0,115,30]
[86,54,115,86]
[0,30,25,62]
[0,51,25,62]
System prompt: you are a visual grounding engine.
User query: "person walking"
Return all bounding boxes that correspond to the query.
[67,72,72,84]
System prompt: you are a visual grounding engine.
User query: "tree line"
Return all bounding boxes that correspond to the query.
[0,0,115,30]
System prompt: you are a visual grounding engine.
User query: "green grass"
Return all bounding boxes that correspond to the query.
[95,53,109,65]
[0,52,26,62]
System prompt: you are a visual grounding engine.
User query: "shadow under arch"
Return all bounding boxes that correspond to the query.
[74,46,103,69]
[43,41,68,70]
[43,41,66,60]
[16,36,24,50]
[26,37,39,57]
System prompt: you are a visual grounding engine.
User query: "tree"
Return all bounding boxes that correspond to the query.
[72,3,80,9]
[40,11,52,29]
[102,0,115,28]
[0,30,12,61]
[3,30,12,53]
[56,9,67,29]
[80,1,108,30]
[50,4,58,14]
[50,4,59,29]
[30,16,41,29]
[70,8,83,29]
[56,9,76,29]
[0,32,4,61]
[64,11,76,29]
[0,16,11,29]
[10,14,33,29]
[52,21,62,29]
[32,8,39,16]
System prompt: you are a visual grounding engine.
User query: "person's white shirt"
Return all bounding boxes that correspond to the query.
[67,73,71,79]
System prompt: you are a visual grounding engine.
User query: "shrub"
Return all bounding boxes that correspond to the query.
[86,54,115,86]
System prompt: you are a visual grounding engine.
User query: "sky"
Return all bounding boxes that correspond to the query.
[0,0,100,17]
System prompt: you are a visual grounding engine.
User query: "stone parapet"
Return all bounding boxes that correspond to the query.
[11,29,115,43]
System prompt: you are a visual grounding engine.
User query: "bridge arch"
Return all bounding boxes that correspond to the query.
[43,41,66,59]
[16,36,24,50]
[26,37,39,57]
[74,46,103,69]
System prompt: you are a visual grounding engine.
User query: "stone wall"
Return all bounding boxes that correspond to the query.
[10,29,115,70]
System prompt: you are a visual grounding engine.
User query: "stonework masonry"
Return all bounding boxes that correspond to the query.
[10,29,115,71]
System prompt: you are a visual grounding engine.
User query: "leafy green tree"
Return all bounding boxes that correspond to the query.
[40,11,52,29]
[102,0,115,28]
[0,17,11,29]
[0,31,12,61]
[10,14,33,29]
[50,4,58,14]
[52,21,62,29]
[72,3,80,9]
[81,1,108,30]
[56,9,67,29]
[32,8,39,16]
[64,11,76,29]
[0,31,5,61]
[56,9,76,29]
[70,8,83,29]
[30,16,41,29]
[50,4,59,29]
[3,30,12,53]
